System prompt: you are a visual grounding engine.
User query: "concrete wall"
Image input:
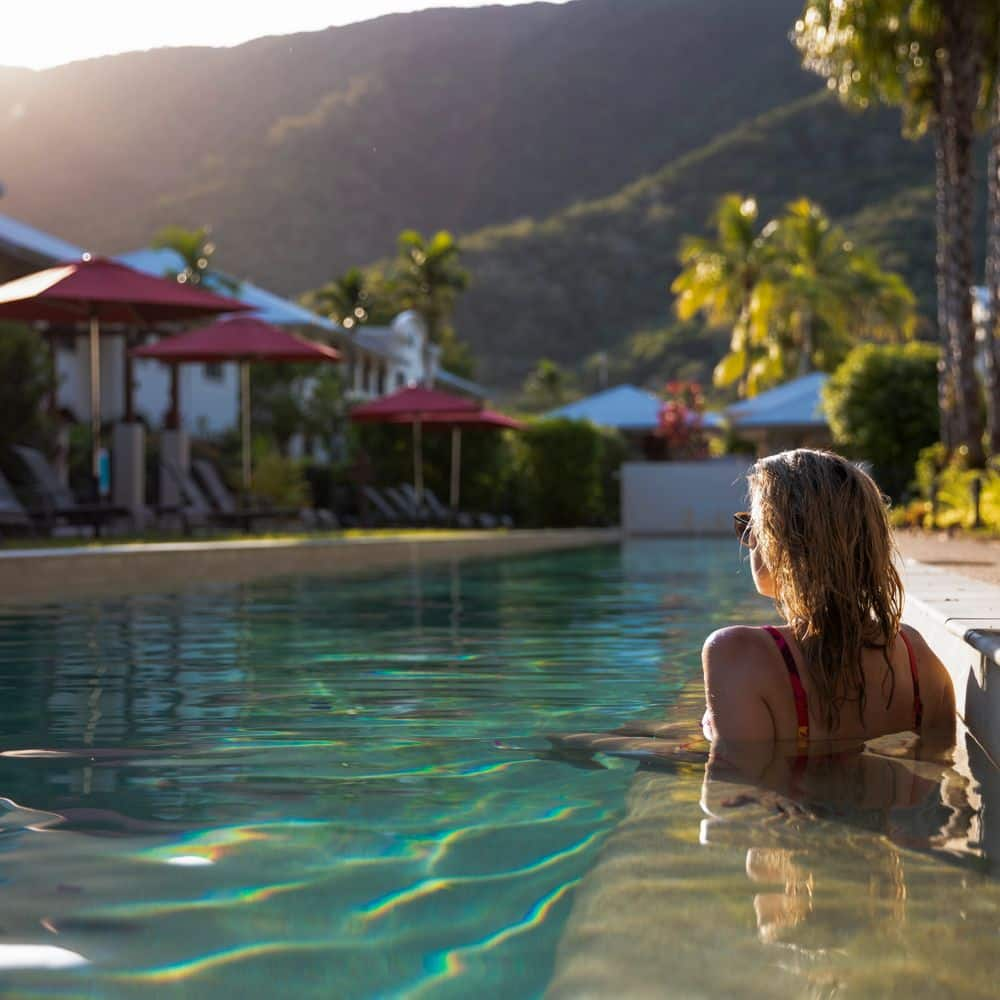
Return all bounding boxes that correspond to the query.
[0,529,620,604]
[901,559,1000,764]
[621,459,752,536]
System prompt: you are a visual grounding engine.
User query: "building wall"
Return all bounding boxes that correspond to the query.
[54,342,239,433]
[622,459,753,535]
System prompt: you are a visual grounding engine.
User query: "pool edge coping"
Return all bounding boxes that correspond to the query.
[900,557,1000,763]
[0,528,622,604]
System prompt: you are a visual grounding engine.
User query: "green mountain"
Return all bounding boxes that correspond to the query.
[453,90,960,388]
[0,0,975,393]
[0,0,813,289]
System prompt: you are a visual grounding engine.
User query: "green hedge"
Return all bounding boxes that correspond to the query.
[351,417,625,526]
[513,419,613,527]
[823,343,939,498]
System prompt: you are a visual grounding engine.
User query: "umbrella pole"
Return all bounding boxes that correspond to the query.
[413,419,423,502]
[88,311,102,491]
[241,360,252,493]
[450,426,462,510]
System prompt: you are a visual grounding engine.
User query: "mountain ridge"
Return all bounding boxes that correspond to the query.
[0,0,812,289]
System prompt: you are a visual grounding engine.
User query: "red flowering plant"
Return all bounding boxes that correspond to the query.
[655,380,708,459]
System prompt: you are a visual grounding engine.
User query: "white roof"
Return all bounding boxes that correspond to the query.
[118,247,467,388]
[726,372,829,429]
[117,246,346,335]
[546,384,662,430]
[435,368,488,399]
[0,213,85,265]
[547,383,724,430]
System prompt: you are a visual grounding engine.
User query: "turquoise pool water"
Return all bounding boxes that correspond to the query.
[0,540,996,998]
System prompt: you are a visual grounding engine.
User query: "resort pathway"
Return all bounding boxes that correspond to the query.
[896,530,1000,588]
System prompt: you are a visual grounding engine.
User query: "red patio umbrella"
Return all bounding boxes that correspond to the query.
[410,409,524,509]
[351,387,482,500]
[133,316,341,489]
[0,256,250,488]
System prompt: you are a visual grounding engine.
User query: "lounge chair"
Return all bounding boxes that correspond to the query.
[12,445,130,537]
[396,483,459,527]
[191,459,304,528]
[384,486,433,525]
[0,470,33,537]
[400,483,510,530]
[362,486,406,527]
[161,460,265,534]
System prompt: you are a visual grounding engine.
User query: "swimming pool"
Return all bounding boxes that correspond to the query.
[0,540,995,997]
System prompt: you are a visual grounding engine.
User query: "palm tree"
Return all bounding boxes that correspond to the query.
[153,225,220,288]
[795,0,993,463]
[985,45,1000,455]
[671,194,771,397]
[309,267,372,330]
[766,199,915,376]
[150,225,238,427]
[673,195,914,396]
[521,359,577,412]
[393,229,470,384]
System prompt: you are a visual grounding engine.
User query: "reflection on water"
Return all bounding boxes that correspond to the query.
[0,540,995,998]
[548,685,1000,999]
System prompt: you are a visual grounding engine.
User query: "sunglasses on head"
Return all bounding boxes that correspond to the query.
[733,511,755,547]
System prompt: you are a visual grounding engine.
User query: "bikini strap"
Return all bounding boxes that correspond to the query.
[763,625,809,747]
[898,628,923,731]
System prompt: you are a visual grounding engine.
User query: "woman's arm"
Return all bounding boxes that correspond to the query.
[702,627,777,745]
[902,625,957,754]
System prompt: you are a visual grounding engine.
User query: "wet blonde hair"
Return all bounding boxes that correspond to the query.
[748,449,904,732]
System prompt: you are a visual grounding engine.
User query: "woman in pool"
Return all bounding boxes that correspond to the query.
[703,448,955,752]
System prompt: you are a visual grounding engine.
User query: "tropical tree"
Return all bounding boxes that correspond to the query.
[308,267,373,331]
[765,199,916,376]
[151,224,238,428]
[0,323,55,457]
[393,229,470,382]
[672,194,770,397]
[520,359,578,412]
[986,62,1000,455]
[823,342,940,497]
[794,0,998,464]
[674,195,915,396]
[151,225,236,290]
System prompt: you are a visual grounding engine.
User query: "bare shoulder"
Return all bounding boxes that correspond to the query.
[702,626,776,678]
[701,625,773,664]
[701,625,779,744]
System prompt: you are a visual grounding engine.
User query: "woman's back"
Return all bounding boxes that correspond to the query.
[703,448,956,753]
[702,622,954,748]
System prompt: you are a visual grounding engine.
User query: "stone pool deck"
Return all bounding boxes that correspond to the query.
[0,529,621,604]
[897,531,1000,764]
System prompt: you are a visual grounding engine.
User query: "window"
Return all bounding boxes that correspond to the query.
[204,362,224,381]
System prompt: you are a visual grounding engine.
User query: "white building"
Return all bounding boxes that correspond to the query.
[0,216,483,440]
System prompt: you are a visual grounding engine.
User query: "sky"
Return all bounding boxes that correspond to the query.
[1,1,571,70]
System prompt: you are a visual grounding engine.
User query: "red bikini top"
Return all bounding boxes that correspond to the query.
[762,625,923,747]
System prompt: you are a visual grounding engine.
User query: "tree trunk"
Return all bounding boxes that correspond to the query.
[940,0,986,465]
[985,71,1000,457]
[736,297,751,398]
[797,310,814,376]
[934,122,957,451]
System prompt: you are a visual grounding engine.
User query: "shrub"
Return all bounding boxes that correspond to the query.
[823,343,939,498]
[515,419,607,527]
[354,422,515,515]
[249,448,310,508]
[0,322,55,458]
[909,443,1000,531]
